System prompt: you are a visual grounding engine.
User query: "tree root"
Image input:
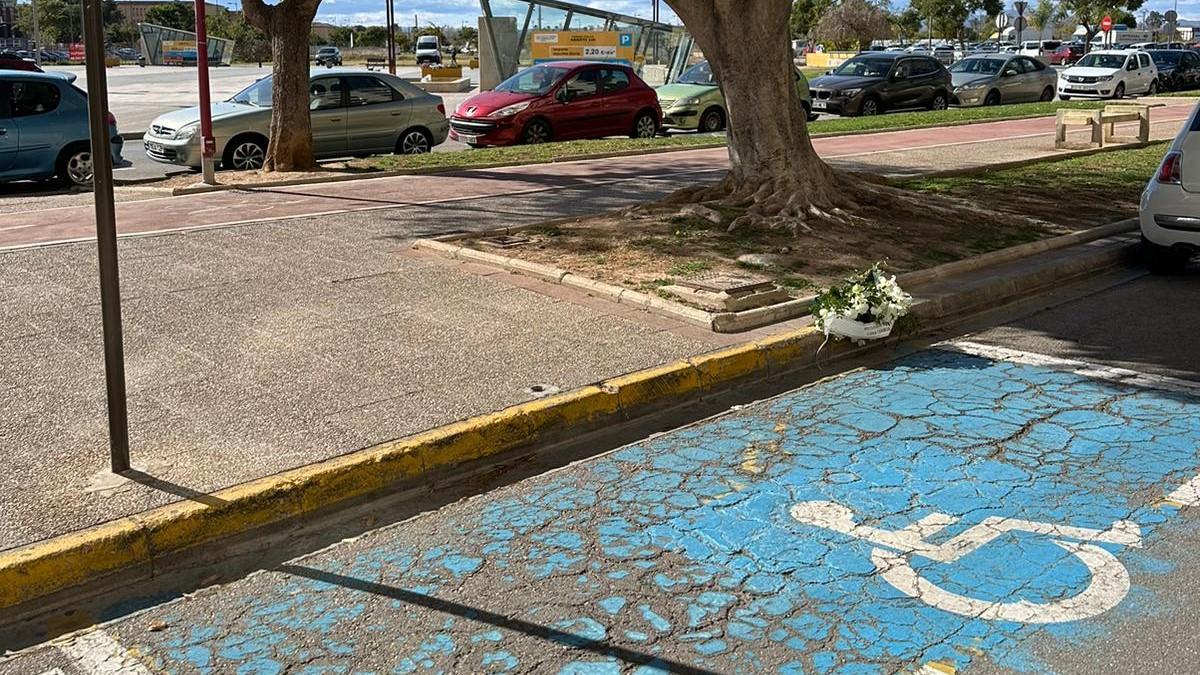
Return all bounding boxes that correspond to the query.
[661,167,1051,236]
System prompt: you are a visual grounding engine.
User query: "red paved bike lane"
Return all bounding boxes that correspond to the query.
[3,103,1192,250]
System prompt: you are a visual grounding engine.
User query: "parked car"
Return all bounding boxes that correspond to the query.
[1058,50,1159,99]
[655,60,813,132]
[0,51,42,72]
[950,54,1057,106]
[39,49,69,65]
[809,52,951,116]
[1139,99,1200,272]
[415,35,441,65]
[1047,43,1084,66]
[315,46,342,67]
[144,70,447,171]
[0,71,123,186]
[450,61,660,147]
[1019,40,1061,58]
[1146,49,1200,91]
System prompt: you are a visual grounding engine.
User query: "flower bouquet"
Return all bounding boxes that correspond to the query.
[812,264,912,343]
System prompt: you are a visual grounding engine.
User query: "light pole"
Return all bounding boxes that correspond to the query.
[32,0,41,65]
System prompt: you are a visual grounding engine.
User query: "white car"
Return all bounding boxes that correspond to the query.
[1140,100,1200,273]
[1058,50,1159,99]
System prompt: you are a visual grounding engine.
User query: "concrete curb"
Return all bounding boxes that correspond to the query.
[0,235,1143,612]
[413,219,1138,333]
[165,105,1121,196]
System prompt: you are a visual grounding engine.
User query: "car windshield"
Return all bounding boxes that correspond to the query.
[417,37,437,48]
[950,57,1005,74]
[318,47,336,54]
[677,61,717,85]
[230,77,272,107]
[1150,51,1182,65]
[495,65,570,95]
[1077,54,1126,68]
[831,57,893,77]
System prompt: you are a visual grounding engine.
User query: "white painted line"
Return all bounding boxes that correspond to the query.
[939,340,1200,396]
[57,629,152,674]
[1166,474,1200,506]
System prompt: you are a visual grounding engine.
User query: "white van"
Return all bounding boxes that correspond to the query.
[1020,40,1061,57]
[416,35,442,65]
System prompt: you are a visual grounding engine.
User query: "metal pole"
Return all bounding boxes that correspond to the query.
[386,0,395,74]
[82,0,130,473]
[32,0,41,66]
[194,0,215,184]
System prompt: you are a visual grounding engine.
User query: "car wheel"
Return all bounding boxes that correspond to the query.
[1039,86,1055,102]
[929,91,949,110]
[859,96,881,116]
[983,90,1001,106]
[522,119,552,145]
[224,136,267,171]
[1113,82,1125,99]
[396,129,432,154]
[1144,236,1190,274]
[699,107,725,133]
[56,145,93,187]
[631,111,658,139]
[1147,79,1158,96]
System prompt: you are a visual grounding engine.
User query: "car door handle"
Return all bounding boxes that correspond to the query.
[390,112,404,116]
[329,118,341,122]
[0,128,6,136]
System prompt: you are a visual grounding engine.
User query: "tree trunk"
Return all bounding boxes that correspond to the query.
[243,0,321,172]
[665,0,851,229]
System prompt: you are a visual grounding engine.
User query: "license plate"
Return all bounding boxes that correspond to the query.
[146,142,164,154]
[457,133,478,144]
[812,100,828,111]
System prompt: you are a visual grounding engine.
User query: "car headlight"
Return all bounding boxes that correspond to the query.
[839,88,861,98]
[958,81,987,91]
[174,123,199,141]
[487,101,532,118]
[675,95,700,107]
[1100,75,1114,81]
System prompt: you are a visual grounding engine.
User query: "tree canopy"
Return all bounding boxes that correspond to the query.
[813,0,892,50]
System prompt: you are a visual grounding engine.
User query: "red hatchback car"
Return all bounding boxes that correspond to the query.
[450,61,661,147]
[1047,44,1083,66]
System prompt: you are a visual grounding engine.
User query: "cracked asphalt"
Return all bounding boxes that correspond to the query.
[6,268,1200,674]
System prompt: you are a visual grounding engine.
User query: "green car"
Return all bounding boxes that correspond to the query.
[656,60,814,133]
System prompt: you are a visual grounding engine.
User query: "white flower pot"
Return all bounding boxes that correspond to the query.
[824,315,895,341]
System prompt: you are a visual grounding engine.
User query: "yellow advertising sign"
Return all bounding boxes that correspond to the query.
[530,31,635,64]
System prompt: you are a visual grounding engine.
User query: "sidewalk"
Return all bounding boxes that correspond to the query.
[3,99,1193,249]
[0,107,1179,552]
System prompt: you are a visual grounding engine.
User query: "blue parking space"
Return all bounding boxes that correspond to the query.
[118,346,1200,674]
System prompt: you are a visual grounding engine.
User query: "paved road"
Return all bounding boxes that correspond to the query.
[5,266,1198,674]
[2,101,1194,250]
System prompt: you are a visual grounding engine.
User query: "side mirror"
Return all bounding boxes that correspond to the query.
[556,88,570,103]
[1002,69,1018,77]
[825,70,832,75]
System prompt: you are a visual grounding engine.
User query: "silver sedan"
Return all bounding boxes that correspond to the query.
[144,70,450,170]
[950,54,1058,106]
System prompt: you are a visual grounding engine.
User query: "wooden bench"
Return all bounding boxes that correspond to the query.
[1055,103,1151,150]
[365,57,386,71]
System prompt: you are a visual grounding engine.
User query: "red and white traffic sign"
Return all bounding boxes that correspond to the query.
[1101,15,1113,33]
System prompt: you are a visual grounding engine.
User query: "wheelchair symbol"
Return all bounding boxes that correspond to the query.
[791,501,1143,624]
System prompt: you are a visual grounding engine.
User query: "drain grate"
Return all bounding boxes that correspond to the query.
[677,272,774,295]
[479,235,531,249]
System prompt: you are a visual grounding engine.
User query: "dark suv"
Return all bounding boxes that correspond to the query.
[314,46,342,68]
[809,53,951,116]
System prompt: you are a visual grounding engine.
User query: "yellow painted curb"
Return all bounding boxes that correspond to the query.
[0,327,813,611]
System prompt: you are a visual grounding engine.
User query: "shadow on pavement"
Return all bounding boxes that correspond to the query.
[277,563,721,674]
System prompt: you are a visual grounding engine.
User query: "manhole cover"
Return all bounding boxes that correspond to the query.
[524,383,561,399]
[479,235,531,249]
[678,272,774,295]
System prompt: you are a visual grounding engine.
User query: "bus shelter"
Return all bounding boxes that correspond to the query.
[138,22,235,66]
[477,0,693,88]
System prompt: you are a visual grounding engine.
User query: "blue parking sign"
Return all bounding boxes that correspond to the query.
[619,33,633,46]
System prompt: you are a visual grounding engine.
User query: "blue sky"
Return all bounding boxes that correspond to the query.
[210,1,1197,28]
